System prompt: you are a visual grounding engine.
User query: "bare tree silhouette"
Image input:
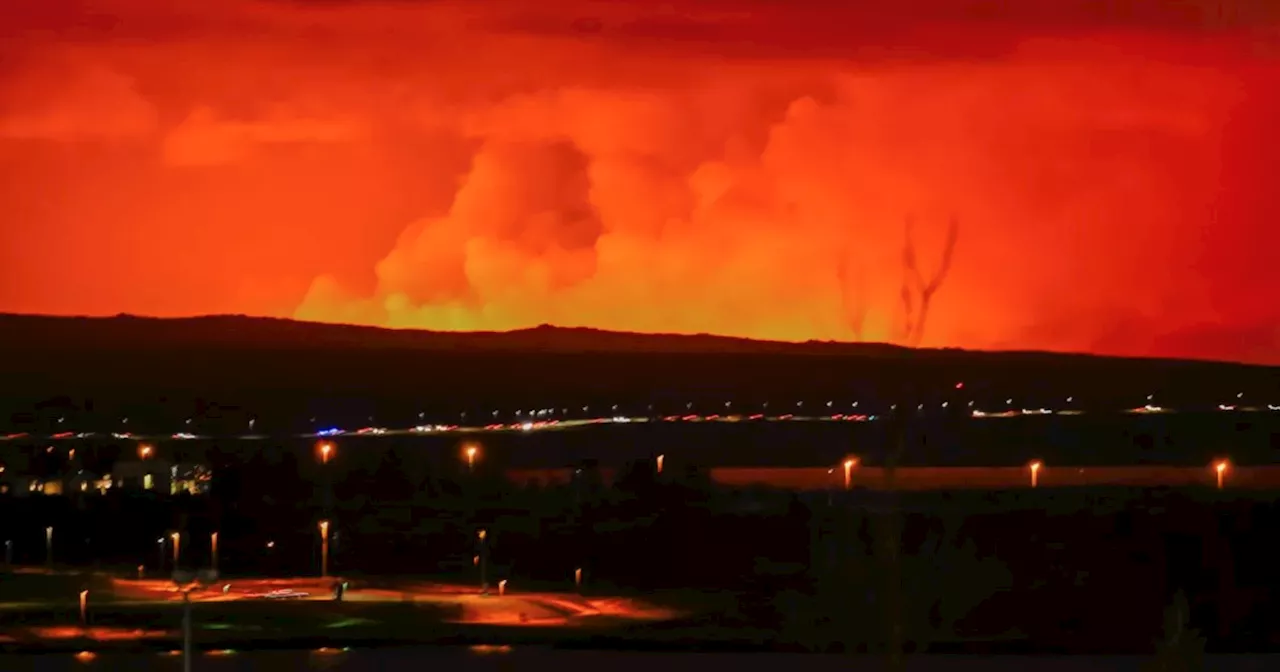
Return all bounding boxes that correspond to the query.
[899,216,959,347]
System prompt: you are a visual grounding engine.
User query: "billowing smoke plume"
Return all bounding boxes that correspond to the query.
[2,0,1278,362]
[295,57,1254,351]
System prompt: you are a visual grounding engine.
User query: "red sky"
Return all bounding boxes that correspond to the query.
[1,0,1278,364]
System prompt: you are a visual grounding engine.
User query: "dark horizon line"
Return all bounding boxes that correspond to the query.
[2,311,1272,370]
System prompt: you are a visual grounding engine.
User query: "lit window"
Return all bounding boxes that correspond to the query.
[144,474,153,490]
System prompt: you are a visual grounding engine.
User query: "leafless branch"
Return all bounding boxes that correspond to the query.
[899,216,960,347]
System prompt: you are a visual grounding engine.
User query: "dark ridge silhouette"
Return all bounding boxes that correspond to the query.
[0,312,1267,369]
[0,312,1276,432]
[0,312,916,356]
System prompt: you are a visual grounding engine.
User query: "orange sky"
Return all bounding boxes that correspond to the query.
[1,0,1278,364]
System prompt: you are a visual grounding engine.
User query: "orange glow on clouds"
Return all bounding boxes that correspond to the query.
[1,1,1278,363]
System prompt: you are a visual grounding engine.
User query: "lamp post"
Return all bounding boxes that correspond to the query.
[79,589,88,627]
[317,441,336,515]
[319,520,330,578]
[843,457,858,490]
[210,532,219,573]
[1029,461,1042,489]
[477,529,488,593]
[656,454,664,475]
[1215,460,1229,490]
[171,532,181,569]
[157,538,165,575]
[45,526,52,568]
[464,444,479,473]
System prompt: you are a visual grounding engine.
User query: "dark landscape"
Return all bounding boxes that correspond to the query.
[1,314,1278,668]
[2,313,1275,431]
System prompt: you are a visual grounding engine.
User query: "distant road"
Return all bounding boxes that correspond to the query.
[5,405,1277,443]
[513,465,1280,491]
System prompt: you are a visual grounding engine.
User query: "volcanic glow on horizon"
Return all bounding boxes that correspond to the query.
[1,1,1278,363]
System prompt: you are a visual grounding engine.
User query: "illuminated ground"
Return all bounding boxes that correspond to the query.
[101,577,675,625]
[0,574,679,650]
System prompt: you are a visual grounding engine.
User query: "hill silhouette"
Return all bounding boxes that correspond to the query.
[0,312,913,356]
[0,313,1275,433]
[0,312,1264,366]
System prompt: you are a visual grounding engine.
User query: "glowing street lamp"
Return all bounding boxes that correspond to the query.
[656,454,664,474]
[211,532,219,572]
[463,443,479,472]
[171,532,181,568]
[138,444,153,460]
[317,441,334,464]
[79,590,88,627]
[1029,461,1042,488]
[319,520,330,578]
[574,567,583,590]
[842,457,858,490]
[498,579,508,596]
[45,526,53,567]
[1215,460,1229,490]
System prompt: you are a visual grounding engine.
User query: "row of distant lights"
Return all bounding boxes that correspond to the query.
[7,393,1277,442]
[76,648,359,662]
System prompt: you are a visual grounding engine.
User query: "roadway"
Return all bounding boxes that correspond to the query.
[4,402,1278,443]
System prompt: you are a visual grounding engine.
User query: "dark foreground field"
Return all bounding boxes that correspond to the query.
[10,649,1280,672]
[5,486,1280,656]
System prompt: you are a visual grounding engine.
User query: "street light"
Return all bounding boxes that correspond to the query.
[211,532,219,572]
[463,443,479,472]
[156,538,165,574]
[1215,460,1229,490]
[45,526,53,567]
[79,590,88,627]
[1029,460,1042,488]
[477,529,488,593]
[171,532,181,568]
[138,444,153,460]
[317,441,334,464]
[656,454,664,474]
[319,520,330,578]
[842,457,858,490]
